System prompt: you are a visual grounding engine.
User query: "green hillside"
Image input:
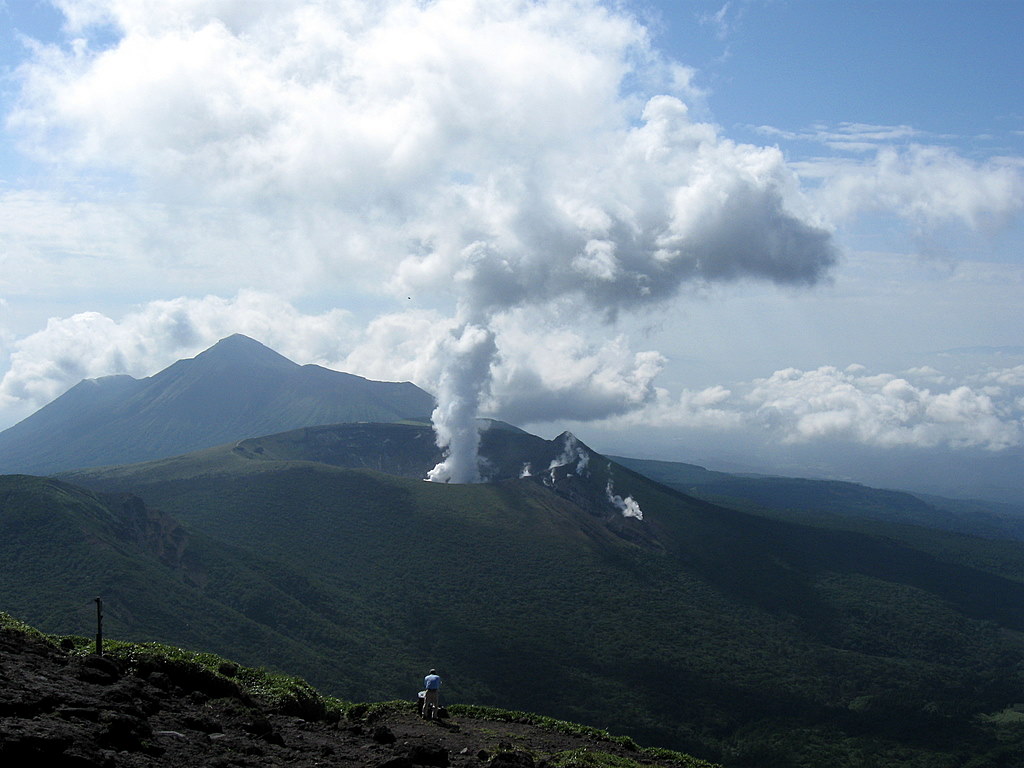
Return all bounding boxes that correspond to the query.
[44,428,1024,768]
[0,474,424,695]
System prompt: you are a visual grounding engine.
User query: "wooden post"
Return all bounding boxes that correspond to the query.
[94,597,103,656]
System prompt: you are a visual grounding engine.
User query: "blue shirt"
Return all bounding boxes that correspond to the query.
[424,674,441,690]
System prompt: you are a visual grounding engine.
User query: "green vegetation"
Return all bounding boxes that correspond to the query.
[76,634,344,717]
[1,611,348,719]
[448,705,642,748]
[0,610,51,641]
[448,705,716,767]
[550,748,713,768]
[7,429,1024,767]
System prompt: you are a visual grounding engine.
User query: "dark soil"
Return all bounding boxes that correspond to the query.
[0,626,704,767]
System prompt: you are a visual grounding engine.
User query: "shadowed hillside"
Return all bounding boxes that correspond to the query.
[41,424,1024,768]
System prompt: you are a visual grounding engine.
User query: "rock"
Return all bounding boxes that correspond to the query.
[182,713,222,733]
[392,741,449,767]
[372,724,397,744]
[242,714,274,736]
[76,655,121,685]
[262,730,286,747]
[490,751,536,767]
[98,711,151,750]
[146,671,172,690]
[57,706,100,721]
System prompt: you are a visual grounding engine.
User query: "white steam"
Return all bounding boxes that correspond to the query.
[425,323,497,483]
[606,479,643,520]
[547,432,591,483]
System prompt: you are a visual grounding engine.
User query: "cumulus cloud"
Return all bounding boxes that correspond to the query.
[981,365,1024,387]
[616,383,744,431]
[752,119,1023,238]
[582,362,1024,454]
[746,366,1023,450]
[814,146,1024,231]
[765,122,1024,234]
[484,314,665,424]
[6,0,844,481]
[9,2,839,299]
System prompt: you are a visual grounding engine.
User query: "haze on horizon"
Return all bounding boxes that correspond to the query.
[0,1,1022,497]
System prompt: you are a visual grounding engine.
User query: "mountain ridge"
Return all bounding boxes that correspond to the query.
[0,334,436,474]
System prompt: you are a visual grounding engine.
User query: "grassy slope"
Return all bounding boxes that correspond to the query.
[53,445,1024,767]
[0,612,720,768]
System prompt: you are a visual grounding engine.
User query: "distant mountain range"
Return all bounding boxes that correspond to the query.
[0,334,435,474]
[612,455,1024,543]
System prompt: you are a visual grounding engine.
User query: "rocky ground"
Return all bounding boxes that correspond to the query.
[0,625,711,767]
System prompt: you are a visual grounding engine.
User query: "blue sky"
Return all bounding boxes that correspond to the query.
[657,2,1023,141]
[0,1,1022,496]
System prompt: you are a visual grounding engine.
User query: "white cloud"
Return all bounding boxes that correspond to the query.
[698,2,739,42]
[609,383,743,432]
[485,313,665,424]
[577,362,1024,454]
[745,366,1024,450]
[751,120,1023,237]
[755,122,924,150]
[9,0,836,316]
[813,146,1024,230]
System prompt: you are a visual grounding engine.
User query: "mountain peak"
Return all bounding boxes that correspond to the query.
[193,334,297,371]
